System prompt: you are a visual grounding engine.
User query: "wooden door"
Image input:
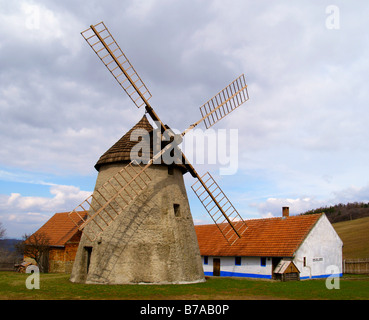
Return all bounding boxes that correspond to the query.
[272,257,282,279]
[213,258,220,276]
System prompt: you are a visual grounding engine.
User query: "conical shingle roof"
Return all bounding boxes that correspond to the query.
[94,115,187,173]
[95,115,153,171]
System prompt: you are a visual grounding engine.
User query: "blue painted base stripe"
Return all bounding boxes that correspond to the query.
[204,271,272,279]
[205,271,343,280]
[300,273,343,280]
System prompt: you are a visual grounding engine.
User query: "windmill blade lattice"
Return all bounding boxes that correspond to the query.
[81,22,152,109]
[192,172,248,245]
[69,161,152,241]
[74,21,250,246]
[68,134,182,241]
[199,74,249,129]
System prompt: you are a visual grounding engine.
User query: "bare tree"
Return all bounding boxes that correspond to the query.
[0,222,6,261]
[16,232,50,273]
[0,221,5,240]
[0,223,23,270]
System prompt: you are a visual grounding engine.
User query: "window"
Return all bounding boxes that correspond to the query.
[204,256,208,265]
[84,246,93,273]
[173,204,180,217]
[235,257,241,266]
[303,257,306,267]
[260,257,266,267]
[168,166,174,175]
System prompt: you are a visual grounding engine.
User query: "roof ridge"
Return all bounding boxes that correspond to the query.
[195,212,324,227]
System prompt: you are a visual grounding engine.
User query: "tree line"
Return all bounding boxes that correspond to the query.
[302,202,369,223]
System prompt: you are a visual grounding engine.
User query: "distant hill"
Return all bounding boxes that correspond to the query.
[302,202,369,223]
[332,216,369,259]
[302,202,369,259]
[0,239,22,252]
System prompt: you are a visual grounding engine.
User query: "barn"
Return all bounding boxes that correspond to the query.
[194,208,343,280]
[25,212,83,273]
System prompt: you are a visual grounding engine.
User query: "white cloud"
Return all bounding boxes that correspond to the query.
[1,0,369,237]
[331,185,369,204]
[0,184,91,237]
[3,185,90,212]
[253,184,369,219]
[255,196,326,218]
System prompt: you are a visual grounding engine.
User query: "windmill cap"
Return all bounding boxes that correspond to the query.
[94,115,187,173]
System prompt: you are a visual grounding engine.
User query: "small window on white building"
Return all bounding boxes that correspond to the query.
[235,257,241,266]
[260,257,266,267]
[204,256,208,265]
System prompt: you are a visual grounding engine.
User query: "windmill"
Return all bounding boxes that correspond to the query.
[69,22,249,284]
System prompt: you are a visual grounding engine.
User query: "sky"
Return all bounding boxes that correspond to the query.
[1,0,369,238]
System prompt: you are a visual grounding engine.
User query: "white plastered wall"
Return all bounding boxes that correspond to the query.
[293,214,343,279]
[202,256,273,279]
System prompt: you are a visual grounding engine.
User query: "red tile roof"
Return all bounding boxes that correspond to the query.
[195,213,322,257]
[29,211,322,256]
[29,211,85,247]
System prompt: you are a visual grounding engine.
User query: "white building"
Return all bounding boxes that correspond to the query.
[195,208,343,280]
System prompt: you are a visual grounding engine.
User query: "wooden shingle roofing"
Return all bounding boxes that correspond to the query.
[94,115,187,173]
[95,115,154,171]
[195,213,323,257]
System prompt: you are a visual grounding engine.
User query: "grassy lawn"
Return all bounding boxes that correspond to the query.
[0,272,369,300]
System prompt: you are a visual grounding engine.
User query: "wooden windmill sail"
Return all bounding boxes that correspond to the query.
[69,22,250,284]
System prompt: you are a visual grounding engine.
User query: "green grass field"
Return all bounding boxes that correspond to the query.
[1,272,368,300]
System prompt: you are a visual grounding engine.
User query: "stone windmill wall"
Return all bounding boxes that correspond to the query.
[70,116,205,284]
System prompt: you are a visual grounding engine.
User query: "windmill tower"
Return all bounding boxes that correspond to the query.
[69,22,250,284]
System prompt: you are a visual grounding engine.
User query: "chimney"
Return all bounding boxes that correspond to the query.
[282,207,289,218]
